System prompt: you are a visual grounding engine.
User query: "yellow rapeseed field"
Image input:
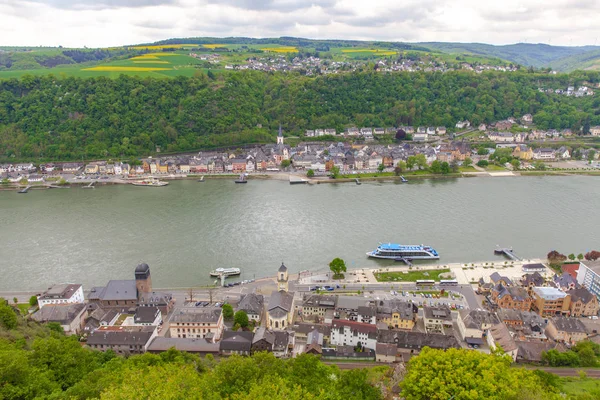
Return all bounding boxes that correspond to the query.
[145,53,180,56]
[203,44,228,49]
[132,61,170,64]
[341,49,397,55]
[82,66,171,72]
[260,46,298,53]
[130,55,160,60]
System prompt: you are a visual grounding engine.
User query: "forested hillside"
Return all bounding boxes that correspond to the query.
[1,70,600,161]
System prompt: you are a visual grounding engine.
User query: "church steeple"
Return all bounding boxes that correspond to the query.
[277,124,284,145]
[277,262,288,292]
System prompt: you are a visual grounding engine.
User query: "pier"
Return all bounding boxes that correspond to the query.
[17,186,32,194]
[494,247,522,261]
[289,175,308,185]
[83,181,96,189]
[394,257,413,266]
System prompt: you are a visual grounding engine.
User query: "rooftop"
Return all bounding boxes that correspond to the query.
[551,317,588,333]
[38,284,82,300]
[147,337,219,353]
[87,326,156,346]
[532,286,567,300]
[31,303,86,325]
[170,307,222,324]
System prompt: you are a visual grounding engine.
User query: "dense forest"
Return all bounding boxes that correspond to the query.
[1,70,600,161]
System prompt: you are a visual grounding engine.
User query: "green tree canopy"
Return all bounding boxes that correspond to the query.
[234,310,249,328]
[329,258,347,278]
[222,303,234,320]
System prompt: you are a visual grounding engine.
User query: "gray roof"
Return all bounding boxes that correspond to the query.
[134,307,160,324]
[135,263,150,274]
[423,305,452,321]
[38,284,82,300]
[93,280,137,301]
[460,310,500,329]
[551,317,588,333]
[488,323,518,352]
[377,330,459,350]
[553,273,578,289]
[335,296,371,311]
[87,326,155,346]
[522,272,545,286]
[138,291,172,306]
[268,290,294,317]
[147,337,219,353]
[376,343,397,357]
[292,322,331,337]
[376,299,415,320]
[302,294,336,309]
[171,307,222,324]
[220,330,254,352]
[31,303,86,325]
[570,287,596,304]
[237,293,264,315]
[517,341,566,363]
[358,306,377,317]
[278,263,287,273]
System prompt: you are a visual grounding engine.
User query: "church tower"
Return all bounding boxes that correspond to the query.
[277,124,284,145]
[135,263,152,297]
[277,262,288,292]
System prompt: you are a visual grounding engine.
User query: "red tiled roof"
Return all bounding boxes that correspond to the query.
[562,263,580,280]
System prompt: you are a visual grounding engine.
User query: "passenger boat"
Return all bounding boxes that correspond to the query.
[234,174,248,184]
[131,178,169,187]
[367,243,439,260]
[209,267,241,277]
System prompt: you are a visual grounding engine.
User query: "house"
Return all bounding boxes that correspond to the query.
[556,146,571,159]
[321,346,375,361]
[133,307,162,326]
[330,320,377,350]
[436,127,447,135]
[491,284,533,311]
[169,307,223,342]
[497,309,547,340]
[521,272,546,292]
[251,327,294,357]
[147,337,220,355]
[360,128,373,137]
[267,290,294,330]
[487,323,518,361]
[590,126,600,137]
[237,293,264,322]
[522,114,533,124]
[301,294,336,318]
[546,317,588,343]
[231,159,247,173]
[377,330,460,362]
[87,326,157,354]
[531,287,571,316]
[61,163,82,173]
[375,343,398,363]
[426,127,436,135]
[413,132,428,142]
[494,120,513,130]
[455,120,470,129]
[376,300,417,330]
[553,273,579,291]
[305,130,315,137]
[423,305,453,333]
[85,164,99,174]
[346,127,359,136]
[516,341,567,364]
[373,128,385,135]
[478,123,487,131]
[490,272,513,287]
[513,145,533,160]
[488,132,514,142]
[568,287,599,317]
[37,284,84,309]
[31,303,87,335]
[220,330,254,356]
[292,323,331,343]
[522,263,547,273]
[357,306,377,324]
[88,280,138,309]
[305,328,325,355]
[533,148,555,160]
[515,132,528,143]
[456,310,500,345]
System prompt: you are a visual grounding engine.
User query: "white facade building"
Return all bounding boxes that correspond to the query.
[37,284,84,309]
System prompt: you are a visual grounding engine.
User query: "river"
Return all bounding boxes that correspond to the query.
[0,176,599,291]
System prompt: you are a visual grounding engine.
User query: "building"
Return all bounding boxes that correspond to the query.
[267,290,294,330]
[330,319,377,350]
[377,330,460,362]
[377,300,417,330]
[292,322,331,343]
[487,323,518,361]
[277,262,288,292]
[456,310,500,346]
[251,327,294,358]
[516,341,567,364]
[31,303,87,335]
[491,284,533,311]
[321,346,375,361]
[37,284,84,309]
[423,305,453,333]
[357,306,377,324]
[133,306,162,326]
[220,330,254,356]
[147,337,220,355]
[497,309,547,340]
[531,287,571,316]
[546,317,588,344]
[568,287,599,317]
[576,261,600,298]
[301,294,336,318]
[169,307,223,342]
[87,326,157,355]
[237,293,264,322]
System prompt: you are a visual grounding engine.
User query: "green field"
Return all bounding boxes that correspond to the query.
[560,376,600,396]
[374,269,451,282]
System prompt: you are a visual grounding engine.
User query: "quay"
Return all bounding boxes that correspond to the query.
[17,185,32,193]
[289,175,309,185]
[83,180,96,189]
[494,247,522,261]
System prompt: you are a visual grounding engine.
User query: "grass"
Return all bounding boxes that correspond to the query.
[374,269,451,282]
[113,314,132,326]
[485,164,507,171]
[560,376,600,396]
[459,166,478,172]
[410,290,450,298]
[17,304,31,315]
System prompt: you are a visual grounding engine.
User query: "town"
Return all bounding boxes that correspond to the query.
[12,254,600,366]
[2,114,599,186]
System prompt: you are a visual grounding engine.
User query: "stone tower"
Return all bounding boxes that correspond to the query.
[277,262,288,292]
[135,263,152,297]
[277,124,284,145]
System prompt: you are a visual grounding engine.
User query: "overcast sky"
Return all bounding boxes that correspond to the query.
[1,0,599,48]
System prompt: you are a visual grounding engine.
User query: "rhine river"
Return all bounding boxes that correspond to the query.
[1,176,599,291]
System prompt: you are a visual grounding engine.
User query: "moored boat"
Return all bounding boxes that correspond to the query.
[210,267,241,277]
[367,243,439,260]
[131,178,169,187]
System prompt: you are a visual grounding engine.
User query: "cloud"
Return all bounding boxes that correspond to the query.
[0,0,599,47]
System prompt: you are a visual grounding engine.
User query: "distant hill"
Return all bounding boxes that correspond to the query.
[418,42,600,70]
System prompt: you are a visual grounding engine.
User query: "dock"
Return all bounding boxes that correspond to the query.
[289,175,308,185]
[83,181,96,189]
[17,186,32,194]
[394,257,413,266]
[494,247,522,261]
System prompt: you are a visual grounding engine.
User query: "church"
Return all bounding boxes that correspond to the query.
[266,262,295,330]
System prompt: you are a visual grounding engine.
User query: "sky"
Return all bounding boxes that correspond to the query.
[1,0,599,48]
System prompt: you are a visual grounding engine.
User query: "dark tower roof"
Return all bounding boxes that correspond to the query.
[278,124,283,137]
[135,263,150,276]
[278,262,287,273]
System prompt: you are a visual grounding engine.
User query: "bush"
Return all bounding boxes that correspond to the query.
[477,160,489,167]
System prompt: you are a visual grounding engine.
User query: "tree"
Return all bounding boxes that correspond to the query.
[463,157,473,167]
[329,166,340,179]
[568,253,576,261]
[533,161,546,170]
[588,150,596,162]
[29,295,38,307]
[440,161,450,174]
[477,147,489,156]
[394,161,406,175]
[585,251,600,261]
[306,169,315,178]
[415,154,427,170]
[280,159,291,169]
[511,159,521,170]
[0,299,18,329]
[13,297,18,304]
[187,288,195,303]
[406,156,416,170]
[222,303,234,320]
[547,250,567,269]
[578,253,584,261]
[477,159,489,167]
[234,310,249,329]
[395,129,406,141]
[377,163,384,172]
[430,160,442,174]
[329,258,347,279]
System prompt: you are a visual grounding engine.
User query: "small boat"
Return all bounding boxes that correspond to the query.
[131,178,169,187]
[234,174,247,184]
[197,176,205,182]
[355,178,362,185]
[210,267,241,277]
[401,176,408,183]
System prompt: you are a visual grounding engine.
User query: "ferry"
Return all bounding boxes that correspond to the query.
[235,173,248,184]
[367,243,439,260]
[131,178,169,187]
[209,267,241,277]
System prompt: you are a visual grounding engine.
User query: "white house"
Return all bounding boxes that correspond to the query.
[37,284,85,309]
[330,320,377,349]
